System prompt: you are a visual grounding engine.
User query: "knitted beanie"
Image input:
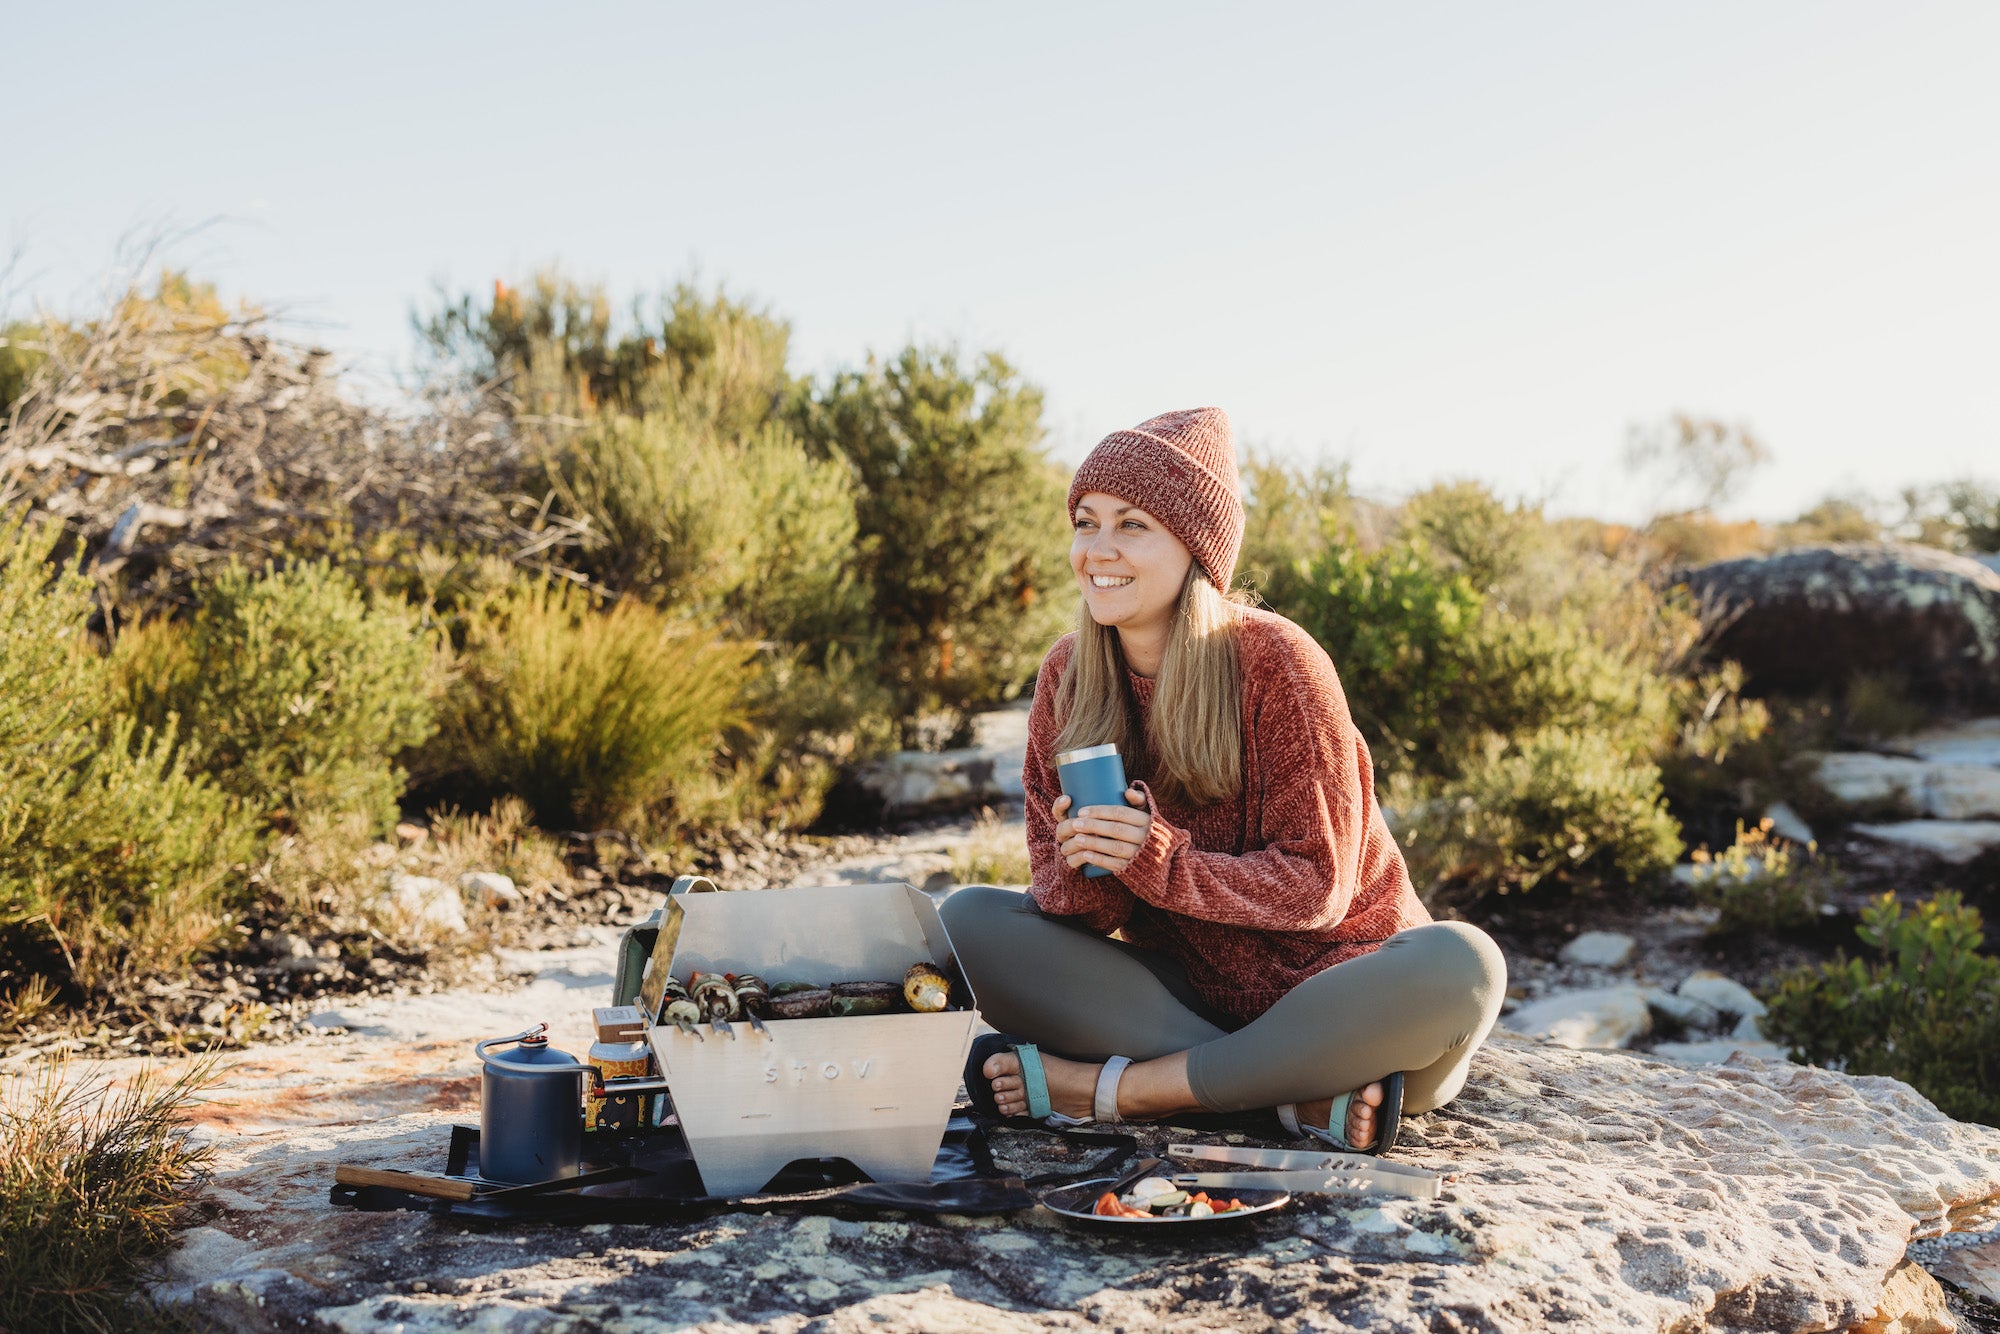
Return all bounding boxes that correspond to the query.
[1067,407,1245,590]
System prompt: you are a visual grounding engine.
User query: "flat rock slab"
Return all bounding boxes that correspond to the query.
[1886,718,2000,769]
[1502,984,1652,1049]
[1852,819,2000,864]
[145,1032,2000,1333]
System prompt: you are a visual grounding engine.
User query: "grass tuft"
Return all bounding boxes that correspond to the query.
[0,1055,218,1332]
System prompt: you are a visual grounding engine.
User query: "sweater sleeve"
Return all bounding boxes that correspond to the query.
[1023,643,1137,935]
[1113,628,1375,932]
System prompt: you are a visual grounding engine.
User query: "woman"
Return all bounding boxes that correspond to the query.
[939,407,1505,1153]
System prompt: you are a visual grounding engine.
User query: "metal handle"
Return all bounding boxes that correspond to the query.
[474,1025,588,1078]
[669,874,718,897]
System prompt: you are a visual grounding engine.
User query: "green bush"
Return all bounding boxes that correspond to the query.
[116,560,436,832]
[790,345,1073,742]
[0,1056,218,1333]
[1763,892,2000,1126]
[549,413,870,644]
[429,579,755,831]
[1389,727,1683,898]
[1681,819,1830,935]
[1281,539,1486,772]
[0,517,254,990]
[1245,476,1742,901]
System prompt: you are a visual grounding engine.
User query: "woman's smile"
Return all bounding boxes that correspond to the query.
[1070,491,1195,652]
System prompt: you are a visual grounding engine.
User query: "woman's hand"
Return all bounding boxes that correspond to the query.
[1053,787,1152,877]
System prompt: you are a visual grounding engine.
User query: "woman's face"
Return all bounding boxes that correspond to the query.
[1070,492,1194,639]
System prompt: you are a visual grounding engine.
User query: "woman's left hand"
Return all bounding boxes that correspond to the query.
[1056,786,1152,876]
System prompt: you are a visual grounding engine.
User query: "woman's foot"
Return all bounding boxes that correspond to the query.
[982,1048,1099,1120]
[1297,1081,1386,1150]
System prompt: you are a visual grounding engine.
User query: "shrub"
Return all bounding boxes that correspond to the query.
[116,560,437,832]
[0,1055,217,1332]
[0,517,253,991]
[1237,455,1360,609]
[429,579,755,831]
[790,345,1073,742]
[949,810,1033,887]
[1763,892,2000,1126]
[1681,819,1831,935]
[1389,727,1683,900]
[1280,539,1486,773]
[549,413,870,644]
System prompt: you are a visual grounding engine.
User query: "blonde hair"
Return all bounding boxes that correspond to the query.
[1054,568,1252,808]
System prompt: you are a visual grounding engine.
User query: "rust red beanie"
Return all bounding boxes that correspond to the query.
[1068,407,1244,590]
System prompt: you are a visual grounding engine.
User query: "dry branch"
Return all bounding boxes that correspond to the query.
[1,290,586,608]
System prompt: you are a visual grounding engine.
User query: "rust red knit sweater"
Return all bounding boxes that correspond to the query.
[1025,607,1431,1022]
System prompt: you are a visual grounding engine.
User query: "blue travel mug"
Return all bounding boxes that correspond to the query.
[1055,743,1129,878]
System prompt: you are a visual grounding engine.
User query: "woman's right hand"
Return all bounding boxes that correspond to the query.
[1053,790,1152,876]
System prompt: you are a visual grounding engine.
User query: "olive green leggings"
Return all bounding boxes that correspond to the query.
[938,886,1507,1115]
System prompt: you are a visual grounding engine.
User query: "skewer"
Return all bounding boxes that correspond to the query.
[690,972,740,1041]
[730,973,772,1036]
[661,976,704,1040]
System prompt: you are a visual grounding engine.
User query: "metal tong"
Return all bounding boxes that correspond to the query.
[1163,1143,1445,1200]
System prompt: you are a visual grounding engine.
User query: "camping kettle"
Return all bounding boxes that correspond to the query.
[475,1024,585,1184]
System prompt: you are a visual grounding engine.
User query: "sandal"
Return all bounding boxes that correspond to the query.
[962,1032,1133,1128]
[1277,1070,1405,1156]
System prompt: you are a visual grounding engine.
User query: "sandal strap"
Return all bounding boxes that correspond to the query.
[1015,1045,1053,1121]
[1299,1091,1356,1150]
[1093,1056,1132,1124]
[1274,1102,1304,1138]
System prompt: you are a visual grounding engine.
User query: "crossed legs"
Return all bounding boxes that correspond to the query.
[939,886,1506,1140]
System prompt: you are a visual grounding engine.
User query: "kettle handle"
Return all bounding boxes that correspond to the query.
[475,1025,589,1079]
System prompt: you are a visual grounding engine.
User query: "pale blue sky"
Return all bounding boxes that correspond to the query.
[7,2,1997,521]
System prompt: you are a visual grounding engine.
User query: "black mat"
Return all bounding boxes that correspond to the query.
[328,1113,1132,1222]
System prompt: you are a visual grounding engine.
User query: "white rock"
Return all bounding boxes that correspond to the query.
[1559,931,1635,969]
[459,870,522,909]
[1648,1039,1792,1065]
[1642,987,1721,1031]
[1884,716,2000,768]
[1502,985,1651,1049]
[1852,819,2000,864]
[1732,1012,1767,1040]
[1763,801,1816,847]
[383,873,466,935]
[1677,970,1766,1022]
[1812,753,1928,808]
[1918,1229,2000,1304]
[1923,763,2000,820]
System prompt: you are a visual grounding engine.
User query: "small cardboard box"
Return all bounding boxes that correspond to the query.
[638,881,976,1197]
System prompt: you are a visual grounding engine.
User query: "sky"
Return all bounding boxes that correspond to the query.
[6,2,1997,522]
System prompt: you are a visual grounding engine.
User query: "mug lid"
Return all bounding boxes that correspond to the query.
[1055,743,1119,765]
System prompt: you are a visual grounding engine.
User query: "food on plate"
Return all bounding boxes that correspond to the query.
[1091,1179,1249,1219]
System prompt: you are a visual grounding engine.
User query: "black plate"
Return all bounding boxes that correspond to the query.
[1040,1176,1290,1229]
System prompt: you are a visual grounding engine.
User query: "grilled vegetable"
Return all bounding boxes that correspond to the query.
[903,962,951,1013]
[689,971,739,1038]
[765,986,832,1019]
[829,994,896,1017]
[830,980,901,1003]
[660,976,704,1040]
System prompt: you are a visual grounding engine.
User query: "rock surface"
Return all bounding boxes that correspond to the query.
[1502,983,1653,1048]
[1559,930,1636,968]
[383,873,467,935]
[1679,542,2000,707]
[1814,750,2000,821]
[1853,820,2000,864]
[139,1024,2000,1334]
[850,702,1030,816]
